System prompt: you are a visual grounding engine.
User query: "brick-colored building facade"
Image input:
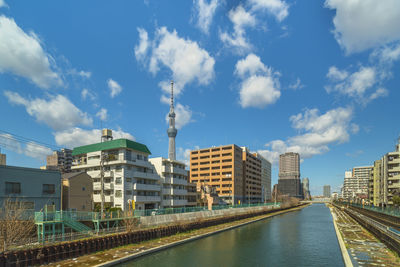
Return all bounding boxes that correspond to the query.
[189,144,264,204]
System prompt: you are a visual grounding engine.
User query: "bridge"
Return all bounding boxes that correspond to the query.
[301,198,331,204]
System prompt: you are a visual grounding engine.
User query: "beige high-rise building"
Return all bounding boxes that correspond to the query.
[279,152,300,179]
[189,145,244,204]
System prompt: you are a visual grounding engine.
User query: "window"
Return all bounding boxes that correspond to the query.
[126,190,132,195]
[115,177,122,184]
[82,187,86,191]
[115,190,122,197]
[5,182,21,194]
[126,178,132,183]
[43,184,55,194]
[137,154,143,160]
[125,151,132,161]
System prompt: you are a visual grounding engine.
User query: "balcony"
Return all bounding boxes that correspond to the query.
[134,195,161,203]
[133,171,160,181]
[162,188,187,196]
[93,182,114,190]
[162,199,187,207]
[164,177,187,186]
[134,183,161,191]
[171,167,188,176]
[93,195,114,203]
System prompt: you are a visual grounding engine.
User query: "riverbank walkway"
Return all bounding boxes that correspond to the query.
[330,205,400,266]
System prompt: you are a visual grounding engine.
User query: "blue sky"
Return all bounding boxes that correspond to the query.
[1,0,400,195]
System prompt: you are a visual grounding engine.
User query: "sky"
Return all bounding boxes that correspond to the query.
[1,0,400,195]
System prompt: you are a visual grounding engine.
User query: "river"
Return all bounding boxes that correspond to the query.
[119,204,343,267]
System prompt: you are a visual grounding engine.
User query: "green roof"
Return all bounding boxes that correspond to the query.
[72,139,151,156]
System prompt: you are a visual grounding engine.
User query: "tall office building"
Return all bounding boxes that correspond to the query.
[254,152,272,202]
[302,178,310,199]
[242,147,262,203]
[279,152,300,179]
[323,185,331,198]
[189,145,244,204]
[46,148,73,173]
[277,152,302,198]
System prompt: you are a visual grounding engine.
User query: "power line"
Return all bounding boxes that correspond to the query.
[0,129,61,151]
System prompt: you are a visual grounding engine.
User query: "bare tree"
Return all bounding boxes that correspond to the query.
[0,199,36,252]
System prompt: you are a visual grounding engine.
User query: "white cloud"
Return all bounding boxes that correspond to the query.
[165,103,193,129]
[249,0,289,22]
[288,78,304,90]
[4,91,92,131]
[0,16,62,88]
[136,27,215,98]
[0,0,7,8]
[107,78,122,98]
[235,53,281,108]
[219,5,256,52]
[0,133,52,161]
[54,127,134,148]
[134,28,149,62]
[96,108,108,121]
[372,42,400,65]
[24,142,52,161]
[68,69,91,79]
[194,0,219,34]
[257,107,356,165]
[326,65,388,103]
[324,0,400,54]
[81,88,96,101]
[177,145,200,167]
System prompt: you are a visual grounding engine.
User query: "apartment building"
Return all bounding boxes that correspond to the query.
[189,145,244,205]
[277,152,302,198]
[0,149,5,165]
[353,166,373,198]
[0,165,61,211]
[186,182,198,206]
[149,157,188,208]
[253,152,271,202]
[71,132,161,211]
[242,148,262,203]
[47,148,73,173]
[62,172,93,212]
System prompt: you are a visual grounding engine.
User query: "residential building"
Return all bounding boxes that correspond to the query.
[277,152,302,198]
[0,165,61,211]
[242,147,262,203]
[46,148,73,173]
[323,185,331,198]
[342,166,373,201]
[149,157,188,208]
[186,182,198,206]
[0,149,5,165]
[71,130,161,211]
[62,172,93,212]
[370,159,382,206]
[253,152,272,202]
[189,145,244,205]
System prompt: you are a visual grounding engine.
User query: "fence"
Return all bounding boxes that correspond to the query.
[337,201,400,218]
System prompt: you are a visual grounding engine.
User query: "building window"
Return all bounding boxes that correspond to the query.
[43,184,55,194]
[115,177,122,184]
[126,190,132,195]
[137,154,143,160]
[82,187,86,191]
[5,182,21,194]
[115,190,122,197]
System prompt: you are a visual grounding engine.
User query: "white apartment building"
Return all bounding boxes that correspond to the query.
[71,134,161,211]
[342,166,373,200]
[149,157,188,208]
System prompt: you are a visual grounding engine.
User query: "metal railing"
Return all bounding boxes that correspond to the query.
[337,201,400,218]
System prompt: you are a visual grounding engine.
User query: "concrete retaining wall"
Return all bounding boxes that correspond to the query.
[139,205,277,227]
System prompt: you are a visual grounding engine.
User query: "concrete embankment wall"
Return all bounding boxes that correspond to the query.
[139,205,277,227]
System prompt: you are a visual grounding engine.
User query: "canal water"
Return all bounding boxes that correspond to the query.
[119,204,343,267]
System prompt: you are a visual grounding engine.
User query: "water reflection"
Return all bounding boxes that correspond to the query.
[120,204,343,267]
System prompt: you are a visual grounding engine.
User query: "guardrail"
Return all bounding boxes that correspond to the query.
[336,201,400,218]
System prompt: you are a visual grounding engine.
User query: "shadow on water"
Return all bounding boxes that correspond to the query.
[119,204,343,267]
